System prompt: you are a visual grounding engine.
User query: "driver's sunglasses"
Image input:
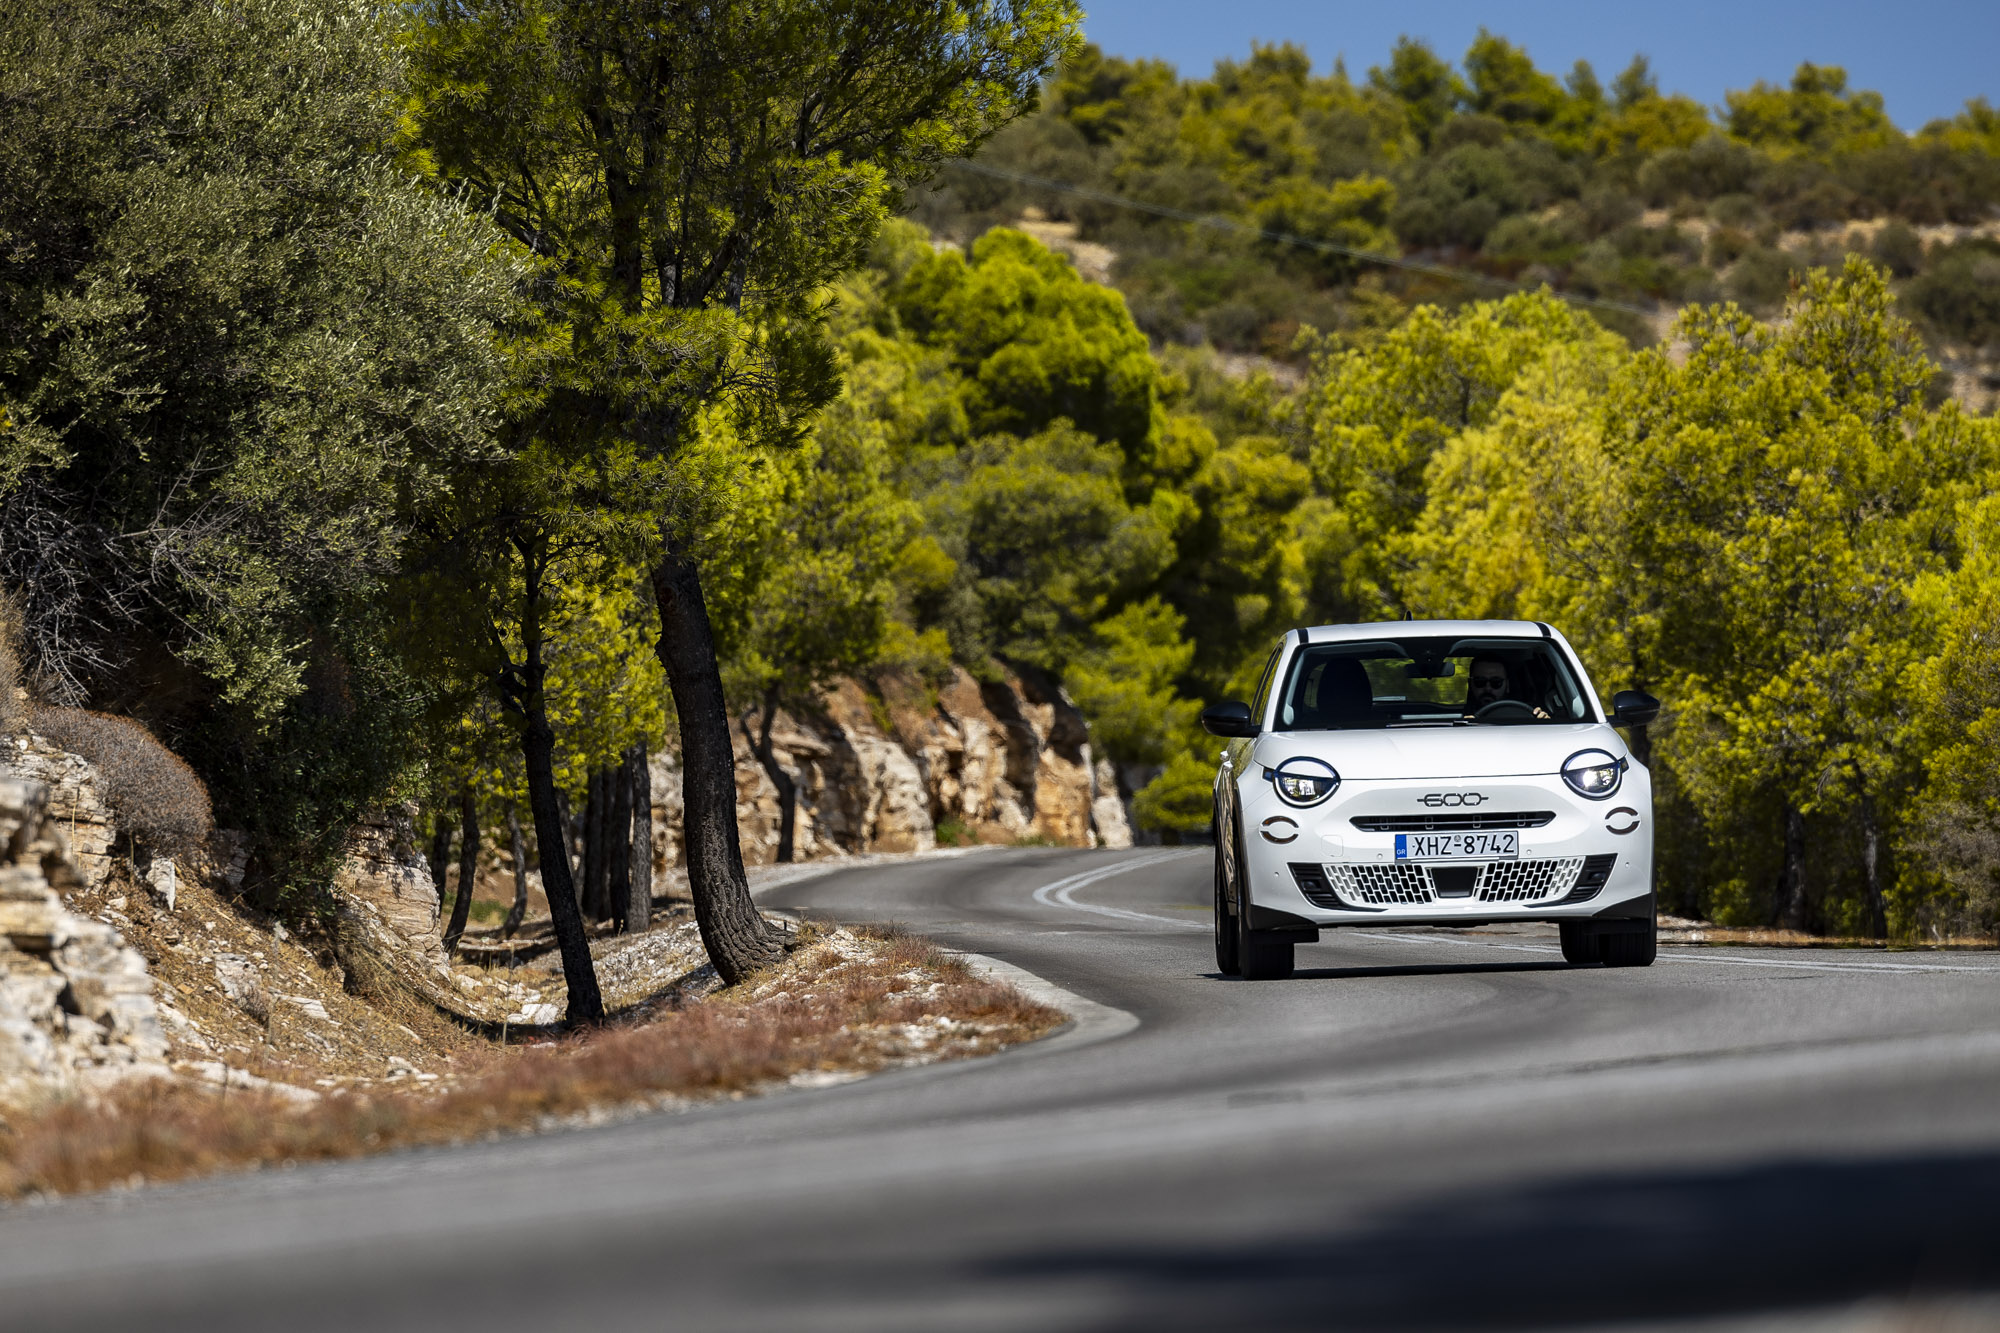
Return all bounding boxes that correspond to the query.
[1470,675,1508,689]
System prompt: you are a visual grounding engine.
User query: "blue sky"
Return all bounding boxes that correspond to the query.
[1074,1,1999,131]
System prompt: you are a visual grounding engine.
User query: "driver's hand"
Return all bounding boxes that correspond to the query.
[1534,707,1549,719]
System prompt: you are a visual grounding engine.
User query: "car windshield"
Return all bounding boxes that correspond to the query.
[1273,636,1593,730]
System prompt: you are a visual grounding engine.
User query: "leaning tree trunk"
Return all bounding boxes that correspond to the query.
[607,754,632,930]
[443,786,478,955]
[523,707,605,1023]
[503,806,530,939]
[511,559,604,1024]
[624,743,652,935]
[650,549,784,983]
[1777,804,1811,933]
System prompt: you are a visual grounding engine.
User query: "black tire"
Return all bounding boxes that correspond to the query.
[1559,921,1598,965]
[1213,842,1242,976]
[1600,921,1658,967]
[1239,924,1295,980]
[1235,873,1294,981]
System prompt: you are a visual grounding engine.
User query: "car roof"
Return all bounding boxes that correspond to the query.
[1291,619,1557,645]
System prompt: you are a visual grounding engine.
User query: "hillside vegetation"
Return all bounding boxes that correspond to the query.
[913,36,2000,384]
[3,3,1998,995]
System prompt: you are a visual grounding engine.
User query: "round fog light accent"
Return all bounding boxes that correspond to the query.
[1269,756,1341,807]
[1562,749,1625,800]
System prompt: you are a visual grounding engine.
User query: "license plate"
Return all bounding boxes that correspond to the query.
[1395,831,1519,860]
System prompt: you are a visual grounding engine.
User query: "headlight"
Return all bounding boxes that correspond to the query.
[1561,749,1625,800]
[1268,756,1340,807]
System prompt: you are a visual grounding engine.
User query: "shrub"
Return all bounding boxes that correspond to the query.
[1871,221,1925,278]
[0,586,26,729]
[28,706,213,856]
[1904,240,2000,350]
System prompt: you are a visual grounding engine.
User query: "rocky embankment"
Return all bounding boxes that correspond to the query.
[0,771,169,1108]
[677,666,1136,869]
[0,662,1131,1110]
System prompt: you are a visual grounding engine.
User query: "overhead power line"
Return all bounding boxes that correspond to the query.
[941,159,1655,318]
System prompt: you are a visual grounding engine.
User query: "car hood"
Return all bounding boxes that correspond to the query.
[1251,724,1622,781]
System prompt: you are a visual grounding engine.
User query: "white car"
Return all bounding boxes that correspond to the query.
[1204,620,1660,980]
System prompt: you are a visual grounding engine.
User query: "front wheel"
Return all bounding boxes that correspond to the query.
[1559,921,1598,964]
[1236,878,1295,980]
[1213,843,1242,976]
[1600,922,1658,967]
[1560,919,1658,967]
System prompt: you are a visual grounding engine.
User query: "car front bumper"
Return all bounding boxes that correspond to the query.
[1236,771,1655,930]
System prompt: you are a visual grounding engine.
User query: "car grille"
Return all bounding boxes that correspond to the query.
[1300,857,1602,908]
[1326,863,1436,905]
[1477,857,1585,903]
[1545,854,1619,904]
[1349,811,1556,832]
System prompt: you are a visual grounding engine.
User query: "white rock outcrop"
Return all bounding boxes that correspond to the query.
[725,666,1135,866]
[0,775,170,1110]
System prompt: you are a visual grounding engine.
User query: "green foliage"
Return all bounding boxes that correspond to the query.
[915,34,2000,365]
[1903,240,2000,350]
[1330,260,2000,934]
[1064,599,1198,766]
[1725,64,1899,156]
[1305,291,1623,616]
[928,425,1176,673]
[1130,751,1217,834]
[893,228,1164,464]
[0,0,526,905]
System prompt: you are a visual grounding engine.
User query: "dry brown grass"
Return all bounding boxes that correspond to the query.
[0,926,1064,1201]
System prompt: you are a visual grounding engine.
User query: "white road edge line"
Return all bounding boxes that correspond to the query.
[1030,850,1206,930]
[1368,930,2000,975]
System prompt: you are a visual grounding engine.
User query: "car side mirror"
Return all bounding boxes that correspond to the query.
[1200,700,1259,738]
[1611,690,1661,729]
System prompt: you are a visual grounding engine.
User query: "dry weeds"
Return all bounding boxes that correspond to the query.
[0,920,1064,1201]
[26,707,212,856]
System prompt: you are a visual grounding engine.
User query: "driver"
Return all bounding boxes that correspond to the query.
[1466,657,1548,719]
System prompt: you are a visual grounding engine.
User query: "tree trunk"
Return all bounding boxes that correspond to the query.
[581,766,605,921]
[625,744,652,935]
[1863,802,1887,940]
[443,786,478,955]
[503,806,529,939]
[741,694,798,864]
[650,548,783,983]
[427,811,453,909]
[523,714,605,1023]
[516,562,603,1025]
[1777,804,1811,932]
[607,753,632,930]
[554,785,578,892]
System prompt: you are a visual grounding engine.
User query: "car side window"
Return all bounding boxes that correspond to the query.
[1249,646,1280,730]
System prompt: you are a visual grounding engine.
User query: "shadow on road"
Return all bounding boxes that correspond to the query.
[1284,960,1574,981]
[971,1149,2000,1330]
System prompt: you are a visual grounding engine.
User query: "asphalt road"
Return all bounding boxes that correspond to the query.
[4,845,2000,1331]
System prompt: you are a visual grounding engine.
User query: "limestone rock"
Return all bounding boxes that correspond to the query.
[144,855,178,911]
[3,734,118,886]
[329,806,454,1001]
[0,774,171,1109]
[1092,759,1134,851]
[709,666,1134,867]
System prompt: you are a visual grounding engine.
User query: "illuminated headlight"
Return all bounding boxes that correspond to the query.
[1561,749,1625,800]
[1268,756,1340,807]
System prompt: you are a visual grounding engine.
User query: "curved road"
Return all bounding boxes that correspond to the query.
[5,846,2000,1330]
